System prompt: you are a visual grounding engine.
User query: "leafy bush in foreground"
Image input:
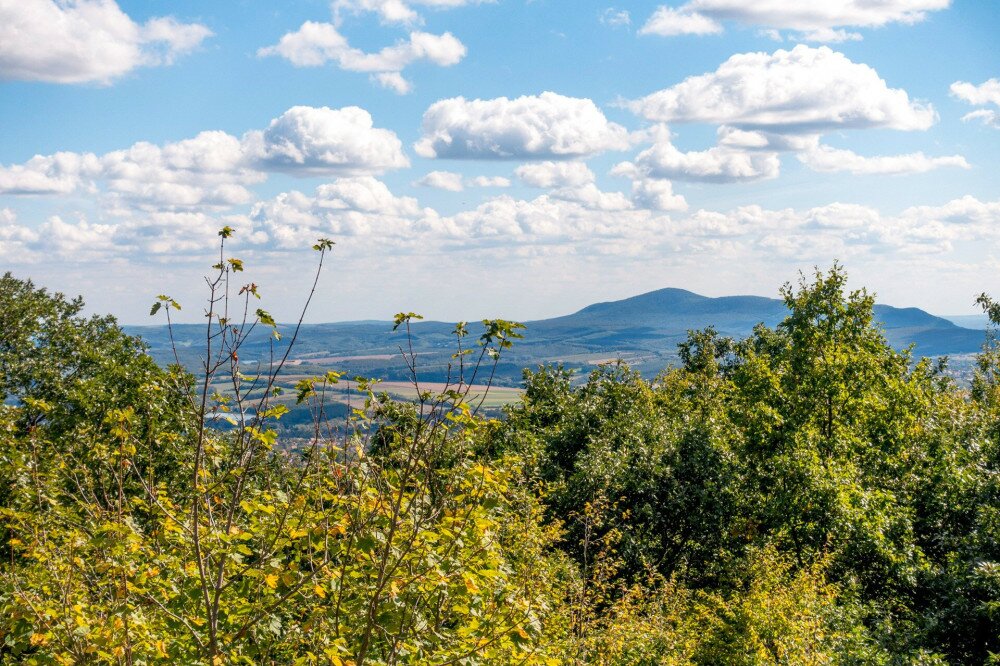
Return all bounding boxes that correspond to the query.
[2,248,999,664]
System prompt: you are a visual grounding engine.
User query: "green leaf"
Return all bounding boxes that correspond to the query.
[256,308,277,328]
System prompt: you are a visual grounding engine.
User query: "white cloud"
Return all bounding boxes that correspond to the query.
[0,106,407,214]
[251,177,429,248]
[961,109,1000,129]
[639,7,722,36]
[615,133,781,183]
[41,215,118,257]
[413,171,510,191]
[550,183,633,211]
[951,79,1000,129]
[515,161,595,188]
[415,92,631,159]
[467,176,511,188]
[373,71,412,94]
[99,131,262,208]
[640,1,949,41]
[716,126,820,152]
[258,22,465,71]
[443,194,668,243]
[333,0,493,25]
[802,203,881,230]
[950,79,1000,107]
[0,208,39,261]
[661,196,1000,259]
[798,27,862,43]
[630,179,688,211]
[244,106,409,176]
[799,145,970,175]
[415,170,465,191]
[0,152,100,195]
[629,45,936,134]
[600,8,632,27]
[259,0,473,94]
[0,0,211,84]
[620,48,945,186]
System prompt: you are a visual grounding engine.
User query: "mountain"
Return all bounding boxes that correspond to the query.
[528,288,984,358]
[126,287,987,385]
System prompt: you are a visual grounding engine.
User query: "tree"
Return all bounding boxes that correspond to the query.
[1,232,559,664]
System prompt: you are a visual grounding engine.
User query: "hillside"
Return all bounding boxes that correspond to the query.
[127,287,988,386]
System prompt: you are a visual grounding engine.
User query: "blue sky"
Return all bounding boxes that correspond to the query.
[1,0,998,323]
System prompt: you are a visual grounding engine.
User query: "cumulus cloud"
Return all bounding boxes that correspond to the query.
[0,0,211,84]
[467,176,511,188]
[415,92,631,159]
[639,1,949,41]
[428,193,1000,261]
[951,79,1000,129]
[415,170,465,191]
[441,194,665,243]
[617,46,942,183]
[0,209,39,262]
[950,79,1000,107]
[661,196,1000,259]
[799,145,970,175]
[414,171,511,191]
[250,177,429,248]
[7,164,1000,272]
[97,131,264,209]
[629,46,936,134]
[0,152,101,195]
[716,126,820,152]
[258,22,465,94]
[0,106,407,215]
[639,7,722,36]
[515,161,595,188]
[550,183,633,212]
[259,0,482,93]
[614,127,781,183]
[630,179,687,211]
[243,106,409,176]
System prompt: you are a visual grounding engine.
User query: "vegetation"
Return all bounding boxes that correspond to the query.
[2,234,999,664]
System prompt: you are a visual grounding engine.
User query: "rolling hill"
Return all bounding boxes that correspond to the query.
[127,287,989,386]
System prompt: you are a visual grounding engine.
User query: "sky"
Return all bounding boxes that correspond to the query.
[1,0,999,324]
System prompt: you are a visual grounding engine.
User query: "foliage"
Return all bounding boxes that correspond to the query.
[3,260,1000,664]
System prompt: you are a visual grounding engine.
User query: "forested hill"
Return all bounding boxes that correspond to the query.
[127,286,987,384]
[531,287,985,357]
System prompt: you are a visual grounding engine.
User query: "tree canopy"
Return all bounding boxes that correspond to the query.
[2,262,999,664]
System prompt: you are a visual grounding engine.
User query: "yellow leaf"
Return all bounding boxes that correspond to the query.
[265,574,279,589]
[314,584,327,599]
[29,632,49,646]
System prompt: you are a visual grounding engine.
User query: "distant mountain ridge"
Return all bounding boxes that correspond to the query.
[127,286,988,384]
[528,287,984,358]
